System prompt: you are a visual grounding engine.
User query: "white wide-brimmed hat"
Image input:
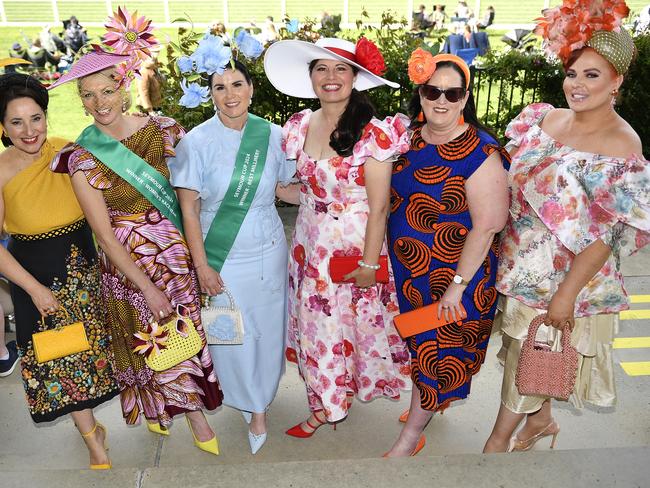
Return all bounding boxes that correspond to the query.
[264,37,399,98]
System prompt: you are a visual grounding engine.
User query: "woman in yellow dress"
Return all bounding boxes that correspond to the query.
[0,72,118,469]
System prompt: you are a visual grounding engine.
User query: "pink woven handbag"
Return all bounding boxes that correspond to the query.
[515,314,579,400]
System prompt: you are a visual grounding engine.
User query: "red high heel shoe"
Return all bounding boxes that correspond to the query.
[286,411,334,438]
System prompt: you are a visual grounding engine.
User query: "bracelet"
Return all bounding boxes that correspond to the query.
[357,259,381,270]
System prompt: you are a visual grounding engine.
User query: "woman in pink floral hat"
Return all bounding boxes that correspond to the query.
[264,37,411,437]
[50,7,222,455]
[484,0,649,453]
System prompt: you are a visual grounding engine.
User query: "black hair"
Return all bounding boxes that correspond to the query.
[0,73,48,147]
[208,59,253,87]
[407,60,497,140]
[308,59,375,157]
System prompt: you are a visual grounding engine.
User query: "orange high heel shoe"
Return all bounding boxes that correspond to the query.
[286,410,335,438]
[80,423,111,470]
[508,421,560,452]
[398,409,409,423]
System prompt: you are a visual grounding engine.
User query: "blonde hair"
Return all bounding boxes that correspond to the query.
[77,68,132,112]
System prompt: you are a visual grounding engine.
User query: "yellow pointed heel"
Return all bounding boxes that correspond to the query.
[147,421,170,436]
[80,423,112,470]
[186,417,219,455]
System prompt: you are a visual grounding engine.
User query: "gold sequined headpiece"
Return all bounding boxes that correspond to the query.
[586,28,635,75]
[535,0,635,75]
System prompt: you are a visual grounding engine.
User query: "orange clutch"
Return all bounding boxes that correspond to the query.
[393,302,467,339]
[328,256,389,284]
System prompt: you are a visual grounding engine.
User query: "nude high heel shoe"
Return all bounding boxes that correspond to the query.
[508,421,560,452]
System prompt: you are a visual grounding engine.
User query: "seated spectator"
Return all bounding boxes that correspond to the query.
[259,16,279,44]
[413,4,434,30]
[39,25,65,54]
[210,21,231,43]
[432,4,448,29]
[633,4,650,34]
[477,6,495,29]
[28,38,60,68]
[63,16,88,54]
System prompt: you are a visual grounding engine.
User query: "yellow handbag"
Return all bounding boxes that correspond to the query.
[32,309,90,364]
[133,303,203,372]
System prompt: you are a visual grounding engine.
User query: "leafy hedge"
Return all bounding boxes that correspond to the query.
[160,16,649,156]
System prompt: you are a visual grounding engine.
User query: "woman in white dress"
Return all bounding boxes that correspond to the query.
[169,60,294,454]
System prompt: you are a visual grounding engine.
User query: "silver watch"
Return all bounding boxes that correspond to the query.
[453,274,469,286]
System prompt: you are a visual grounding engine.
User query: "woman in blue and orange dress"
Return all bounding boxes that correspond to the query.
[384,52,509,457]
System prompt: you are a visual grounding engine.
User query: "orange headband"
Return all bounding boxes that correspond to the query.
[407,49,471,88]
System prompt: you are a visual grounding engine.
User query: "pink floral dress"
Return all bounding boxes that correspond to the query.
[497,103,650,317]
[283,110,411,422]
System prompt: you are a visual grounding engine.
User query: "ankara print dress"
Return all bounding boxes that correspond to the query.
[53,117,222,426]
[387,125,509,412]
[284,110,411,422]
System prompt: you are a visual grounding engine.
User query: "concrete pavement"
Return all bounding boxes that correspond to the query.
[0,206,648,487]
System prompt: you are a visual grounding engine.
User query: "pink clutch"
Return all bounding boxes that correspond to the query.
[515,314,579,401]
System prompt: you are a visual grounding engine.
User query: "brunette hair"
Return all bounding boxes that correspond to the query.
[208,59,253,87]
[0,73,48,147]
[408,60,497,140]
[308,59,375,157]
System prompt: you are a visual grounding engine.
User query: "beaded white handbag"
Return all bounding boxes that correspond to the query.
[202,288,244,345]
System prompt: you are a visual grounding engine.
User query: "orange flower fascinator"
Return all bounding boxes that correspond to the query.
[407,49,471,88]
[535,0,634,74]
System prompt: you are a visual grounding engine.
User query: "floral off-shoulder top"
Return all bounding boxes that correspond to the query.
[496,103,650,317]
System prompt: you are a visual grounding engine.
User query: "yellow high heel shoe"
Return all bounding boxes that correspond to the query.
[147,421,170,436]
[80,423,112,470]
[508,421,560,452]
[186,417,219,455]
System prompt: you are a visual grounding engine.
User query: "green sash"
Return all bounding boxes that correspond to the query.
[204,114,271,272]
[76,124,184,233]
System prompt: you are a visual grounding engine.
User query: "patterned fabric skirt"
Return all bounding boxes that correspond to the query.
[103,208,222,426]
[8,221,119,423]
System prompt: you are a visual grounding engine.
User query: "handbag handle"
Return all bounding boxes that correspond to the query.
[39,307,72,330]
[205,287,236,312]
[526,314,572,352]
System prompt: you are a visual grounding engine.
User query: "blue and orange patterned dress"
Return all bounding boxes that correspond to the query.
[387,125,508,412]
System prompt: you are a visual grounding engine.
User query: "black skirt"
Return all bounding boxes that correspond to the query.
[8,220,119,423]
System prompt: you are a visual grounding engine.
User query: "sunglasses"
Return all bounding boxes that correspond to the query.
[419,85,466,103]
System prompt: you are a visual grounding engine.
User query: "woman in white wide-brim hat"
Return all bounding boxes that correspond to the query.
[265,37,411,438]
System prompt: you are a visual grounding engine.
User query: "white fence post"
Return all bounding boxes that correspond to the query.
[343,0,349,27]
[407,0,413,28]
[280,0,286,18]
[0,0,6,24]
[50,0,60,23]
[105,0,113,16]
[223,0,229,26]
[163,0,170,24]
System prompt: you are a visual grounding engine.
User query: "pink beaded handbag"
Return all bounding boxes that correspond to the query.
[515,314,579,400]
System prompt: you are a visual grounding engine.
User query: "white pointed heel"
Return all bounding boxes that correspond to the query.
[248,430,267,454]
[241,410,252,424]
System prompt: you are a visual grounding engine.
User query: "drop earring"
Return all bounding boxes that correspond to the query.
[122,100,128,113]
[84,109,89,116]
[458,114,465,125]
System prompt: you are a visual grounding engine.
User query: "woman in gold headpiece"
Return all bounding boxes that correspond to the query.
[483,0,649,453]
